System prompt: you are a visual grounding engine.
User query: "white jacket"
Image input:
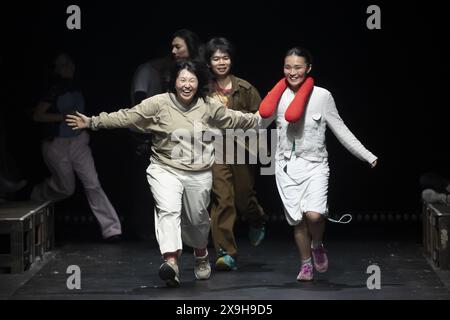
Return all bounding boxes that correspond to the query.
[272,86,377,164]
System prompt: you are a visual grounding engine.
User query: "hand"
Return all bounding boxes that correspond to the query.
[370,160,378,168]
[66,111,91,130]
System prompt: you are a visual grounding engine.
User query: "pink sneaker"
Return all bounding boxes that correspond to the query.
[311,245,328,273]
[297,263,314,281]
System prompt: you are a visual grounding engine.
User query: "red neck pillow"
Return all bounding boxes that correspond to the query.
[259,77,314,123]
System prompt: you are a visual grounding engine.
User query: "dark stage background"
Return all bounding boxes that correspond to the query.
[0,1,448,238]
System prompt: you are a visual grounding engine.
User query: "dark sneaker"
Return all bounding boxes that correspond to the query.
[104,234,122,243]
[159,261,180,288]
[215,249,237,271]
[249,225,265,247]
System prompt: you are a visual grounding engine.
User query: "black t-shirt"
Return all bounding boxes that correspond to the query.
[39,79,85,140]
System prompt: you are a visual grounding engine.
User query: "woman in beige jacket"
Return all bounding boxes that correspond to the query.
[67,59,261,288]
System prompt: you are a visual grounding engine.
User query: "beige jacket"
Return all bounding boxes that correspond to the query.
[90,93,260,171]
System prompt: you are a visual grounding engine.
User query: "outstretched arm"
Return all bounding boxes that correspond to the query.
[66,98,160,132]
[325,93,378,168]
[208,98,264,130]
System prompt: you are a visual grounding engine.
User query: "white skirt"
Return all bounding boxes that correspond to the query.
[275,156,330,226]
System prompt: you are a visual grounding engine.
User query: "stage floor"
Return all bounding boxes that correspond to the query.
[2,234,450,300]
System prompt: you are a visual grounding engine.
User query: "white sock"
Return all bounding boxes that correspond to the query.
[301,258,312,266]
[312,240,323,249]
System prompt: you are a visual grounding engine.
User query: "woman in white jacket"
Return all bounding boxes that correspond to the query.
[259,47,378,281]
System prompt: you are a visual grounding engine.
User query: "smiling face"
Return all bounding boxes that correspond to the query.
[175,68,198,105]
[171,37,189,60]
[210,49,231,78]
[283,55,312,92]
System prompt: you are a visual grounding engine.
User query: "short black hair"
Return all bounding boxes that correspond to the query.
[205,37,235,63]
[167,59,210,101]
[285,47,313,66]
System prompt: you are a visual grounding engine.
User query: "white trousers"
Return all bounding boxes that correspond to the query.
[275,156,330,226]
[31,131,122,238]
[147,162,212,255]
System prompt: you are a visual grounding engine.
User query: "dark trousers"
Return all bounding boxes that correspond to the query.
[210,163,266,258]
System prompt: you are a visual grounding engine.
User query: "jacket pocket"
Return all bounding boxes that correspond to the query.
[312,113,322,121]
[304,113,322,135]
[301,113,325,155]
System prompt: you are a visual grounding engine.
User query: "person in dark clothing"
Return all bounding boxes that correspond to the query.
[31,53,122,241]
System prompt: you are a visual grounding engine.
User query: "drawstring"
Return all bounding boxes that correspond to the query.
[327,214,353,224]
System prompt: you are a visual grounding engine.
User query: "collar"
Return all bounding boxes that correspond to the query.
[168,93,199,112]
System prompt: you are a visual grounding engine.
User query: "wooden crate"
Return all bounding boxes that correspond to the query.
[423,202,450,270]
[44,205,55,252]
[423,203,432,257]
[29,201,54,259]
[33,207,46,259]
[0,201,53,273]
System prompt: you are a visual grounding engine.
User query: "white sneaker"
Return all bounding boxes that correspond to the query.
[194,254,211,280]
[422,189,449,204]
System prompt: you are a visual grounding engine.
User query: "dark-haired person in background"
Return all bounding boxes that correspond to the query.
[205,37,267,271]
[130,29,205,107]
[128,29,205,240]
[31,53,122,242]
[67,59,262,288]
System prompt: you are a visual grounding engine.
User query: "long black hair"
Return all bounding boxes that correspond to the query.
[172,29,205,63]
[167,59,210,101]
